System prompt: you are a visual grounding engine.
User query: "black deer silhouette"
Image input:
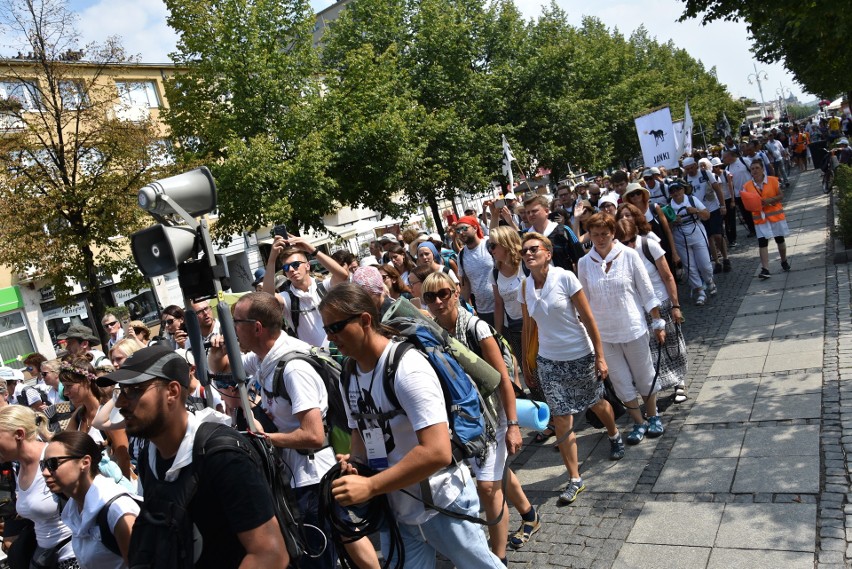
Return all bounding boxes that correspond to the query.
[648,129,666,146]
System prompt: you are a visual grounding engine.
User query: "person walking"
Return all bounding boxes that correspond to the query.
[741,160,791,279]
[667,179,716,306]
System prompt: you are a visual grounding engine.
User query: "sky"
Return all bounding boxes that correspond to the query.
[55,0,810,104]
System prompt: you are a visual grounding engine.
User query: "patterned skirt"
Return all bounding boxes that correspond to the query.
[645,299,688,390]
[535,352,604,416]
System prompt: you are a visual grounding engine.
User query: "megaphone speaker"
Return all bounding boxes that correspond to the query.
[138,166,217,218]
[131,225,198,277]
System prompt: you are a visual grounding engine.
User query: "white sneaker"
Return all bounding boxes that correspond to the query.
[706,281,717,296]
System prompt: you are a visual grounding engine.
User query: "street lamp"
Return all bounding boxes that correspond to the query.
[776,84,792,120]
[747,63,769,121]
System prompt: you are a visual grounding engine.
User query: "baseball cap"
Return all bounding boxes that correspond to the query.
[710,157,723,167]
[598,194,619,208]
[839,138,849,146]
[251,268,266,286]
[378,233,397,243]
[504,192,517,200]
[681,157,696,167]
[0,367,24,382]
[98,344,190,388]
[642,168,654,178]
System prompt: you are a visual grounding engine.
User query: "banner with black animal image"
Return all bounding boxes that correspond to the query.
[635,106,679,169]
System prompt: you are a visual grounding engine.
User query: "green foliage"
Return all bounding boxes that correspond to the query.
[678,0,851,100]
[835,165,852,247]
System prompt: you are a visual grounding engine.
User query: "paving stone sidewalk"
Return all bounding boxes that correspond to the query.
[471,168,843,569]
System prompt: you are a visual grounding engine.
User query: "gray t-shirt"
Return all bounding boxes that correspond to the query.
[459,240,495,313]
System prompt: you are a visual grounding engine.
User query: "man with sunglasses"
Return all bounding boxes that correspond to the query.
[58,323,107,366]
[456,216,496,327]
[99,344,288,568]
[263,235,350,347]
[102,314,125,350]
[191,298,220,349]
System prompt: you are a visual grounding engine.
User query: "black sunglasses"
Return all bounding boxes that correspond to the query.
[323,315,360,335]
[105,321,120,328]
[162,318,176,326]
[212,373,238,390]
[40,455,83,474]
[423,288,453,304]
[117,381,160,401]
[282,261,306,272]
[621,237,637,245]
[520,245,542,256]
[487,241,498,251]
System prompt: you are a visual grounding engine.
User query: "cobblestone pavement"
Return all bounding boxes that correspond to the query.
[433,168,844,568]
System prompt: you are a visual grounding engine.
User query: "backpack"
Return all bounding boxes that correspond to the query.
[97,493,144,557]
[536,224,583,272]
[440,249,458,272]
[266,348,351,456]
[345,318,492,465]
[464,315,517,387]
[131,423,304,568]
[640,237,657,270]
[282,281,327,338]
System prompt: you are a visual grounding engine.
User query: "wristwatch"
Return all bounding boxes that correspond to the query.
[507,420,520,427]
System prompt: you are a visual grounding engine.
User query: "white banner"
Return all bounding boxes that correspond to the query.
[681,100,694,156]
[635,107,679,169]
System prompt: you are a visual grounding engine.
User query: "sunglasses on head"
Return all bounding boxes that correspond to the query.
[282,260,306,272]
[423,288,453,304]
[40,455,82,474]
[322,314,360,335]
[520,245,542,256]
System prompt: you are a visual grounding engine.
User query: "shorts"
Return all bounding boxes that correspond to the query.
[701,209,724,236]
[755,219,789,240]
[467,420,507,482]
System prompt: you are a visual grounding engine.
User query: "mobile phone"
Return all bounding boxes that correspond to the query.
[495,199,505,209]
[273,224,289,238]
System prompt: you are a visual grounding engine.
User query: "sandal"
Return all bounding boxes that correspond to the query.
[674,386,688,404]
[533,426,555,443]
[508,513,541,549]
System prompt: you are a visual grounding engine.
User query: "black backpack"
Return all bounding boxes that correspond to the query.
[266,349,352,456]
[130,423,303,568]
[97,493,144,557]
[282,281,327,338]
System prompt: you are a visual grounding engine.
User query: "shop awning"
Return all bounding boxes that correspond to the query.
[0,287,23,313]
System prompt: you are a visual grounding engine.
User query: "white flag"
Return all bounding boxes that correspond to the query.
[681,100,693,156]
[635,107,679,169]
[501,134,515,190]
[672,120,684,154]
[722,112,732,138]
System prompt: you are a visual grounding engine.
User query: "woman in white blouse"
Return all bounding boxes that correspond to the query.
[614,217,689,404]
[42,431,138,569]
[519,233,622,507]
[577,214,667,445]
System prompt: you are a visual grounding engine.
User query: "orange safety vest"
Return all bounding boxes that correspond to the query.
[792,132,809,153]
[742,176,784,225]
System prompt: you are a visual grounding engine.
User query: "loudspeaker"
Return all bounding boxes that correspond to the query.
[131,225,197,277]
[137,167,217,218]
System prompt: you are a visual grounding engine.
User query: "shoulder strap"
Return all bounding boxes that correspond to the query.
[381,342,411,415]
[317,281,327,299]
[739,156,749,169]
[458,247,465,275]
[464,317,482,358]
[283,283,300,336]
[97,493,132,556]
[640,237,657,271]
[442,265,451,275]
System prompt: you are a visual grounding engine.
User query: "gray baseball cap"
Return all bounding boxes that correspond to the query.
[98,344,190,388]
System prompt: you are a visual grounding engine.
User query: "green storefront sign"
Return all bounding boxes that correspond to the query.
[0,286,23,313]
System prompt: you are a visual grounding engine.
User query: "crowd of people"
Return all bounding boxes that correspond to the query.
[0,120,838,569]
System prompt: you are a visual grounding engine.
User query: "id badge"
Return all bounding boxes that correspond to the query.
[363,428,389,471]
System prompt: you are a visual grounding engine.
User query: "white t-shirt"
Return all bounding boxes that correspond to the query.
[518,266,593,361]
[686,171,721,213]
[62,475,140,569]
[343,341,468,525]
[459,240,495,313]
[16,455,74,559]
[279,278,330,348]
[766,139,784,161]
[670,195,707,226]
[190,384,223,411]
[492,264,524,322]
[727,156,752,197]
[646,179,668,207]
[634,236,669,303]
[242,338,336,488]
[578,244,660,344]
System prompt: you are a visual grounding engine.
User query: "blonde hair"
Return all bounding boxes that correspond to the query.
[421,271,457,295]
[521,232,554,252]
[489,226,522,270]
[0,405,51,442]
[109,337,146,360]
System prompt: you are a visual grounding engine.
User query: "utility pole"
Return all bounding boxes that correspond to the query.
[748,63,769,120]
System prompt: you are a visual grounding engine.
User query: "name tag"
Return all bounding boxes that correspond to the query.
[363,427,389,471]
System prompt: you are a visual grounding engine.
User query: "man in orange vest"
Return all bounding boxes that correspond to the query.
[790,125,810,171]
[741,160,790,280]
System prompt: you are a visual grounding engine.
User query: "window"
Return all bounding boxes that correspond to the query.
[115,81,160,109]
[59,80,88,110]
[0,80,41,111]
[0,312,35,369]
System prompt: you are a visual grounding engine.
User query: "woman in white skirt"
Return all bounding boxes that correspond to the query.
[741,160,790,279]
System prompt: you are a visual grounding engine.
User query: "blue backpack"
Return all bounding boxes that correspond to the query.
[348,317,490,464]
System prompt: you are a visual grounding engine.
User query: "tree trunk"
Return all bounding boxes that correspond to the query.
[82,245,109,349]
[428,193,445,241]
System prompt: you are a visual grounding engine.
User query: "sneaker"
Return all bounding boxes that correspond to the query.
[646,415,664,438]
[758,268,771,280]
[728,241,738,249]
[781,260,791,272]
[723,259,732,272]
[558,480,586,505]
[674,384,688,404]
[706,281,718,296]
[609,434,625,460]
[508,513,541,549]
[695,291,706,306]
[625,423,648,445]
[713,262,722,274]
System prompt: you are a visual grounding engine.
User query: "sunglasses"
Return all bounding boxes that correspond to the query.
[322,314,360,335]
[454,225,471,233]
[281,261,306,272]
[40,455,82,474]
[105,321,120,328]
[621,237,637,245]
[520,245,542,256]
[116,381,160,401]
[162,318,176,326]
[39,371,52,378]
[195,306,212,315]
[423,288,453,304]
[486,241,498,251]
[212,373,238,390]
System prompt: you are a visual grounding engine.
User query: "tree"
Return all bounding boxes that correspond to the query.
[162,0,331,239]
[677,0,851,101]
[0,0,175,345]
